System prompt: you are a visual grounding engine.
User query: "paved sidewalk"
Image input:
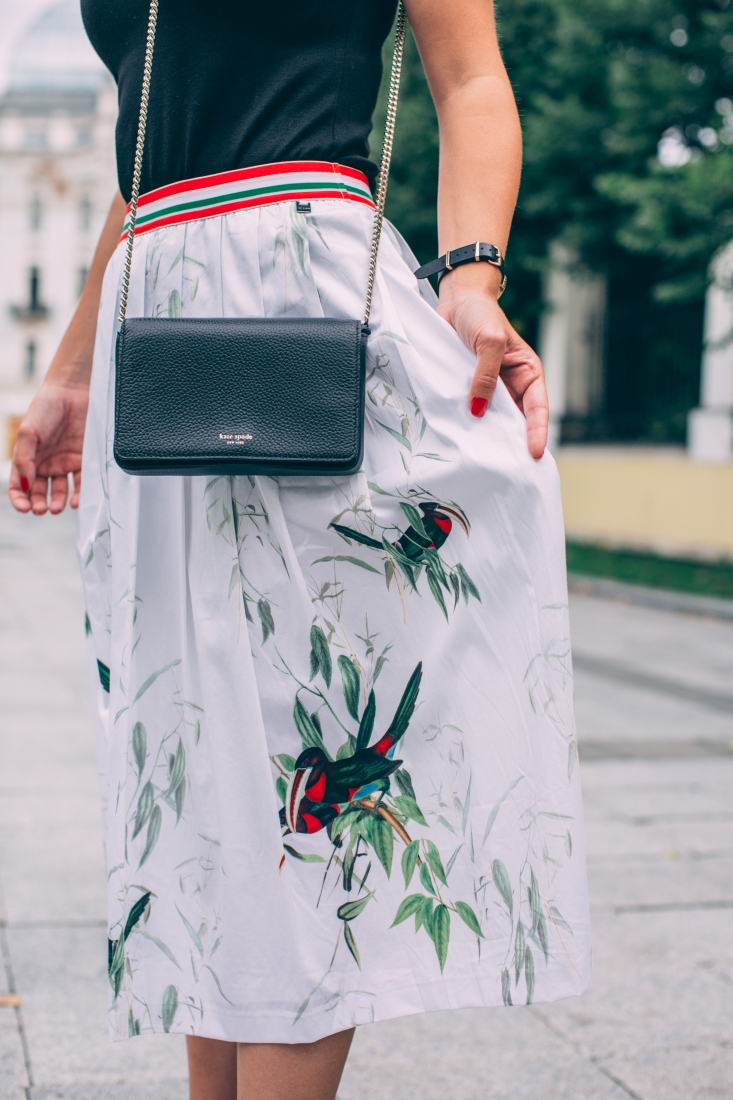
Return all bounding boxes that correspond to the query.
[1,500,732,1100]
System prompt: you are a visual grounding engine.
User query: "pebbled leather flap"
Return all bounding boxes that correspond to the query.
[114,316,367,476]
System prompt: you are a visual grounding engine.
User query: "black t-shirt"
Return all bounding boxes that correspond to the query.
[81,0,398,201]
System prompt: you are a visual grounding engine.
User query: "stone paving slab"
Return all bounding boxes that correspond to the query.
[2,500,733,1099]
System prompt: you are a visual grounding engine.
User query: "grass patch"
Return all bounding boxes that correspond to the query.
[566,542,733,601]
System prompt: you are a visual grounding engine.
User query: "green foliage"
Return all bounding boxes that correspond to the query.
[375,0,733,321]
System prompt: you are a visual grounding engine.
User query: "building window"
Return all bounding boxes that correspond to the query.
[29,195,42,231]
[28,267,41,312]
[24,341,37,381]
[79,196,92,231]
[78,266,89,297]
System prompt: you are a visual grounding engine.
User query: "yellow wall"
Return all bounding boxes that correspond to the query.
[555,447,733,561]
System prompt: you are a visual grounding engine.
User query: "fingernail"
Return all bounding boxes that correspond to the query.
[470,397,488,419]
[20,476,29,493]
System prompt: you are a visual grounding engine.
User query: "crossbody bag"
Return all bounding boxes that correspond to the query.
[113,0,406,477]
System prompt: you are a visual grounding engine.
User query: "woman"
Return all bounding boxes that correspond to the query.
[9,1,591,1097]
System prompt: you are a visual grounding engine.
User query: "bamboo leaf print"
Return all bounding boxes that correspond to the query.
[391,893,425,926]
[283,844,327,863]
[168,289,182,317]
[337,655,360,721]
[501,968,513,1006]
[419,860,437,897]
[108,935,125,989]
[564,829,573,858]
[140,931,182,970]
[375,420,412,451]
[514,921,526,984]
[257,599,275,644]
[337,893,373,921]
[550,905,574,934]
[483,776,524,843]
[276,753,296,771]
[425,840,448,886]
[312,554,381,574]
[343,922,361,969]
[133,660,181,704]
[401,840,420,888]
[536,911,549,964]
[415,895,434,933]
[426,565,449,622]
[445,843,464,877]
[529,867,541,936]
[455,901,484,938]
[355,690,376,751]
[455,563,482,604]
[276,776,287,803]
[175,777,186,823]
[165,740,186,799]
[123,891,152,941]
[370,814,394,877]
[132,722,147,775]
[392,795,427,827]
[525,945,536,1004]
[293,698,328,754]
[138,803,162,867]
[176,903,204,955]
[394,768,416,800]
[492,859,514,917]
[161,985,178,1033]
[97,660,110,693]
[204,964,236,1005]
[132,781,154,839]
[379,330,409,343]
[309,625,332,688]
[450,571,460,608]
[431,904,451,971]
[399,502,428,540]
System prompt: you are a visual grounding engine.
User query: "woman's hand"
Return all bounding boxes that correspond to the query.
[437,264,549,460]
[9,382,89,514]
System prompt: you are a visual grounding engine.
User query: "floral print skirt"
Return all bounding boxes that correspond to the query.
[78,165,591,1043]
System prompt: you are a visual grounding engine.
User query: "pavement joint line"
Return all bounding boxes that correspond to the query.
[0,878,34,1096]
[614,899,733,914]
[578,738,733,759]
[0,920,107,929]
[595,1063,648,1100]
[572,652,733,713]
[533,1009,646,1100]
[568,573,733,621]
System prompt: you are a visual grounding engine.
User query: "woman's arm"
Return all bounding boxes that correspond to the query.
[405,0,548,458]
[9,191,127,515]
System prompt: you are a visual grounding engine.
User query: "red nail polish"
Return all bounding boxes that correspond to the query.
[470,397,488,418]
[20,476,29,493]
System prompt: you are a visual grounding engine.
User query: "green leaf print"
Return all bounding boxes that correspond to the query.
[337,655,360,721]
[455,563,482,604]
[392,795,427,827]
[419,860,437,897]
[425,840,448,886]
[492,859,514,917]
[161,985,178,1033]
[369,814,394,877]
[123,891,151,940]
[401,840,420,889]
[168,289,182,317]
[138,803,162,868]
[343,922,361,969]
[293,698,328,753]
[165,740,186,800]
[375,420,412,451]
[257,599,275,644]
[415,895,434,933]
[514,921,526,984]
[399,502,428,540]
[140,930,182,970]
[283,844,326,863]
[525,946,536,1005]
[312,554,381,574]
[394,768,416,800]
[337,893,373,921]
[276,776,287,803]
[133,660,182,704]
[455,901,484,938]
[132,781,154,839]
[483,776,524,843]
[536,911,550,964]
[426,564,449,622]
[390,893,425,927]
[309,625,332,688]
[431,904,451,972]
[355,690,376,751]
[501,968,513,1006]
[175,777,186,823]
[97,660,110,694]
[529,867,541,936]
[276,753,296,772]
[176,902,204,955]
[132,722,147,775]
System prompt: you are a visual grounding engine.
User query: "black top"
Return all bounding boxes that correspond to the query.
[81,0,398,201]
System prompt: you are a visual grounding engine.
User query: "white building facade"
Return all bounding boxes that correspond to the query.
[0,0,117,470]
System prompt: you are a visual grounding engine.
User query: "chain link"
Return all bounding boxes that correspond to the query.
[118,0,405,329]
[118,0,159,324]
[364,1,406,328]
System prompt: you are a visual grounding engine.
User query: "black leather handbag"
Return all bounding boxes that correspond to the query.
[113,0,406,477]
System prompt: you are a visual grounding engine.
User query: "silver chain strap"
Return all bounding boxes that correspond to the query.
[118,0,406,328]
[118,0,159,324]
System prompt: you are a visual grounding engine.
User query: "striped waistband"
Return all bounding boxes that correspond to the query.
[119,160,375,241]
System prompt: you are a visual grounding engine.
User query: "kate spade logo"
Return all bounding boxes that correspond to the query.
[218,432,253,445]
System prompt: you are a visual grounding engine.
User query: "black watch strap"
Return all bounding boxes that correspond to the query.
[414,242,506,294]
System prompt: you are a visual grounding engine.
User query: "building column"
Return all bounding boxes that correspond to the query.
[538,244,606,450]
[688,240,733,463]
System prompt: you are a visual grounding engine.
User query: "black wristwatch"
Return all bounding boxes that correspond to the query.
[414,242,507,296]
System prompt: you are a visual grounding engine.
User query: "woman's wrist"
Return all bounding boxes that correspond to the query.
[438,259,505,303]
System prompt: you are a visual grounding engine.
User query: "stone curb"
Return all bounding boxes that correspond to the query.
[568,572,733,621]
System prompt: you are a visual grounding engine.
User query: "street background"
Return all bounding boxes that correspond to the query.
[2,500,732,1100]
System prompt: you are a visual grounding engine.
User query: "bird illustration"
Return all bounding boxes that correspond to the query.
[281,662,422,836]
[331,502,469,564]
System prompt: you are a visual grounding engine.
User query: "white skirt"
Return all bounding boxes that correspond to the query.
[78,163,591,1043]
